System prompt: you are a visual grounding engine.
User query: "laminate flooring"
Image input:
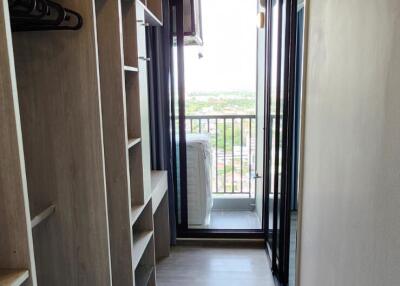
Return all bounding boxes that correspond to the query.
[156,245,275,286]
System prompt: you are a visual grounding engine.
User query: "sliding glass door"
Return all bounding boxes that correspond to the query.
[172,0,265,237]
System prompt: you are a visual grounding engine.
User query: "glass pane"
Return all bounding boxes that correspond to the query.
[184,0,259,230]
[268,0,280,246]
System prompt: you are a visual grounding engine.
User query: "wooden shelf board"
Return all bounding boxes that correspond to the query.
[131,203,146,226]
[0,269,29,286]
[132,231,153,269]
[31,204,55,229]
[137,0,162,26]
[124,66,139,72]
[151,171,168,214]
[128,138,141,149]
[135,265,154,286]
[131,190,152,226]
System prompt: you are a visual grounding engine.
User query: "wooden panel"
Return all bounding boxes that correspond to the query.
[151,171,168,213]
[95,0,135,285]
[137,0,162,26]
[146,0,163,24]
[136,2,152,201]
[125,73,142,139]
[0,269,29,286]
[129,144,145,205]
[153,193,170,261]
[0,1,36,285]
[121,0,138,68]
[11,0,112,284]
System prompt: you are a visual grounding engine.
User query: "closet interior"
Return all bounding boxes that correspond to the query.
[0,0,169,285]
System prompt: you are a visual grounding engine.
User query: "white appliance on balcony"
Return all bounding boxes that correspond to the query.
[186,133,213,225]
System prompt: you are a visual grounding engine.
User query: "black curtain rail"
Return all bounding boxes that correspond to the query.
[9,0,83,32]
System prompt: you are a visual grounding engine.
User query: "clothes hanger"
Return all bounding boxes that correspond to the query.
[11,0,65,26]
[9,0,83,32]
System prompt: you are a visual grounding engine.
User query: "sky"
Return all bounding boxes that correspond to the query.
[184,0,258,94]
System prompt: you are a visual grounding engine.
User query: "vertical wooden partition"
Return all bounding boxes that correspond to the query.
[95,0,164,285]
[11,0,112,285]
[95,0,135,284]
[0,1,36,285]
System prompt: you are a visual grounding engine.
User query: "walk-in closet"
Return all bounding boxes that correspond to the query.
[0,0,169,285]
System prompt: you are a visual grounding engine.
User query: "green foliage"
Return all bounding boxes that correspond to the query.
[185,91,256,116]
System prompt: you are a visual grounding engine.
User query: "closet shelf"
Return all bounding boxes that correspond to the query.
[131,204,146,225]
[0,269,29,286]
[137,0,162,26]
[131,189,152,225]
[135,265,154,286]
[132,231,153,269]
[31,204,56,228]
[124,66,139,72]
[128,138,141,149]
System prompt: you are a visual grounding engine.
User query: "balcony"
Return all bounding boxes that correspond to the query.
[185,114,257,196]
[182,114,280,229]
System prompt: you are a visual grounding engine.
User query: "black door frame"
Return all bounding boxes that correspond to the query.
[171,0,266,239]
[264,0,298,284]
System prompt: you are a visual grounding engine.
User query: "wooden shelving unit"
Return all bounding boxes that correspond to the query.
[96,0,166,285]
[1,0,167,285]
[0,269,29,286]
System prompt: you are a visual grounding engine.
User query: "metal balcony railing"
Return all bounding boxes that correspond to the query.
[185,114,257,196]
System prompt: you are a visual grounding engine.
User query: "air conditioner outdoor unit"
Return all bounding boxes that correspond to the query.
[183,0,203,46]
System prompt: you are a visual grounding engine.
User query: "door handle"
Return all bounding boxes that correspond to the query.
[252,173,262,179]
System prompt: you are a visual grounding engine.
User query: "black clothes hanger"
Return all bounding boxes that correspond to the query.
[9,0,83,32]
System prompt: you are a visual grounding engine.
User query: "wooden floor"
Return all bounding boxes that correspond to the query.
[156,245,275,286]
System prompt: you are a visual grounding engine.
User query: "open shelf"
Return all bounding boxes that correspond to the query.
[121,0,139,67]
[131,204,146,226]
[128,137,141,149]
[129,144,145,205]
[31,204,55,229]
[125,71,141,139]
[0,269,29,286]
[137,0,162,26]
[134,234,156,286]
[124,65,139,72]
[132,200,154,268]
[132,231,153,269]
[135,265,154,286]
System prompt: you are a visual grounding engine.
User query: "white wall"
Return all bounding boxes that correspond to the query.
[299,0,400,285]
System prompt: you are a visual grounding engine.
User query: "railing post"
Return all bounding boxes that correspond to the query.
[199,119,201,133]
[240,118,243,194]
[232,118,234,193]
[249,118,252,194]
[215,118,218,193]
[223,118,226,193]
